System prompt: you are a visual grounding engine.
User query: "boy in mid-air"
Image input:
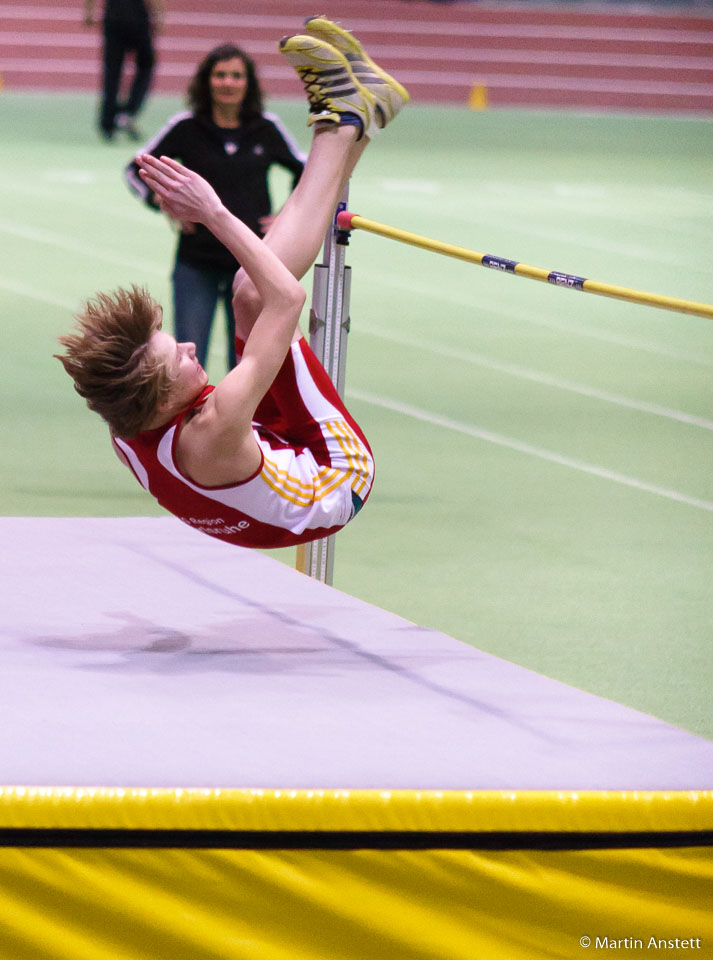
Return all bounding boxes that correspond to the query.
[57,19,409,549]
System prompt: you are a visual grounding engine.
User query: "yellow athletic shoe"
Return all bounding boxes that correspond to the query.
[279,34,377,137]
[304,15,410,136]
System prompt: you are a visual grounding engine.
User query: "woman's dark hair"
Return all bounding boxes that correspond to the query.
[187,44,264,122]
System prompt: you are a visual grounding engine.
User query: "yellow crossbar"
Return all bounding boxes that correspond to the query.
[336,212,713,321]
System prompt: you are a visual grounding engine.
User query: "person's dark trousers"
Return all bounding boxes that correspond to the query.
[100,21,155,135]
[173,260,238,370]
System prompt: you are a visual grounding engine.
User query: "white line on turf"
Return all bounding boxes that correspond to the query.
[347,387,713,513]
[0,177,158,226]
[0,275,77,310]
[360,327,713,432]
[517,221,713,272]
[0,219,165,274]
[376,188,713,266]
[370,271,713,368]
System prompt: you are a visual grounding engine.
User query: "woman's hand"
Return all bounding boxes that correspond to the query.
[137,154,223,226]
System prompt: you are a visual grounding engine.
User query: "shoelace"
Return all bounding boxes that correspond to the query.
[296,68,336,111]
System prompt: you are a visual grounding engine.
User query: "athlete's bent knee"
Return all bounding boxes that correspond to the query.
[232,274,262,332]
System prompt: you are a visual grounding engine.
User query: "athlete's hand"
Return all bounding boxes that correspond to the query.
[258,214,276,236]
[137,154,223,226]
[163,214,197,235]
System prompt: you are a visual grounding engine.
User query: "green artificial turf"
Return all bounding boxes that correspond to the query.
[2,91,711,737]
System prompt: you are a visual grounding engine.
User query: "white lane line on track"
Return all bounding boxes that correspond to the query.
[516,221,713,273]
[347,387,713,514]
[0,275,78,310]
[361,327,713,432]
[374,185,713,270]
[0,219,165,274]
[4,275,709,511]
[496,304,713,368]
[5,274,707,435]
[0,180,156,227]
[378,200,713,273]
[371,271,713,368]
[0,172,183,238]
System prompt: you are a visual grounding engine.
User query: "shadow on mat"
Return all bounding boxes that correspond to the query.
[23,607,566,746]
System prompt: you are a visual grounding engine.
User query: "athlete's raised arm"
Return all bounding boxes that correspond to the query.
[137,153,306,440]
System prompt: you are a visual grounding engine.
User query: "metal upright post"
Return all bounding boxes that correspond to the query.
[295,187,352,585]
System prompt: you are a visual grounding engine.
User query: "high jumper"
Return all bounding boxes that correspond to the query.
[57,18,409,550]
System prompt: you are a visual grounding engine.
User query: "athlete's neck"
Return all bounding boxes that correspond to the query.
[141,386,210,433]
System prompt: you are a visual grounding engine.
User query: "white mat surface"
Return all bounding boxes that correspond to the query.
[1,517,711,790]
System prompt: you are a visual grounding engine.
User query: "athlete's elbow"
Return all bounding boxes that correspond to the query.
[274,280,306,316]
[288,282,307,312]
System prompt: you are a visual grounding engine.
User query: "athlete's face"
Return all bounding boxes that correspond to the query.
[150,330,209,417]
[209,57,248,115]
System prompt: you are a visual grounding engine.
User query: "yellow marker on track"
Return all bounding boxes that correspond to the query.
[336,212,713,320]
[468,84,488,110]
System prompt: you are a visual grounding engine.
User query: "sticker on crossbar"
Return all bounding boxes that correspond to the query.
[548,272,587,290]
[482,255,518,272]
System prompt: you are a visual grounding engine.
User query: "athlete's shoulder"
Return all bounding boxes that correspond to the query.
[175,393,262,488]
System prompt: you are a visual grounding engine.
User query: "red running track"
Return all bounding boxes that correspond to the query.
[1,0,712,113]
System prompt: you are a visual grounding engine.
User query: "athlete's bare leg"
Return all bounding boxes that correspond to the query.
[233,122,366,342]
[262,124,366,278]
[233,22,407,343]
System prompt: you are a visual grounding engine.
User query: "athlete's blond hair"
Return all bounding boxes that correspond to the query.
[56,285,172,438]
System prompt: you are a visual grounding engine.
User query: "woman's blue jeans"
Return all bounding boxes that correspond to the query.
[172,260,237,370]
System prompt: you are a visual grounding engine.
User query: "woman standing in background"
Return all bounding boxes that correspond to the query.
[126,43,305,371]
